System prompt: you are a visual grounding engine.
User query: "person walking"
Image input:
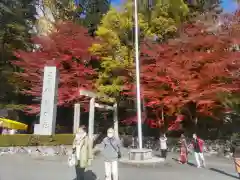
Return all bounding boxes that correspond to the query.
[231,138,240,179]
[72,126,93,180]
[179,134,188,164]
[101,128,121,180]
[2,128,9,134]
[9,129,16,135]
[191,133,206,168]
[0,121,3,134]
[159,134,168,159]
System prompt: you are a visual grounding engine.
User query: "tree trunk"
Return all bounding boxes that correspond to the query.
[162,107,166,133]
[194,116,198,133]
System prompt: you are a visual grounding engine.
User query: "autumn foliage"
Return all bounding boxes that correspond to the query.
[13,22,97,114]
[123,12,240,130]
[11,10,240,133]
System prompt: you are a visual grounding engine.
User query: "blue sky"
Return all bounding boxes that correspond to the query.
[111,0,239,13]
[221,0,238,12]
[111,0,121,6]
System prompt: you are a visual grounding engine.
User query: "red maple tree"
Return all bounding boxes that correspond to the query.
[123,12,240,131]
[12,22,97,114]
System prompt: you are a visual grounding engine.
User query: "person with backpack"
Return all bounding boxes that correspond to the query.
[101,128,121,180]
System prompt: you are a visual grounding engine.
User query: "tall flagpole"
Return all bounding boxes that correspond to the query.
[134,0,143,149]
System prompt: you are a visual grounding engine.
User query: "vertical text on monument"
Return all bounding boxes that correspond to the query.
[73,103,81,133]
[37,66,58,135]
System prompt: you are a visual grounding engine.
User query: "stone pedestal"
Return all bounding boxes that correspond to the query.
[119,148,164,165]
[129,148,153,160]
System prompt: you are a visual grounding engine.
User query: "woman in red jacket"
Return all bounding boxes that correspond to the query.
[191,133,206,168]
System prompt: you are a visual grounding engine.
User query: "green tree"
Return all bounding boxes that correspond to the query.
[90,4,137,99]
[137,0,189,39]
[218,92,240,136]
[186,0,222,19]
[91,0,189,101]
[39,0,77,21]
[220,93,240,116]
[78,0,111,36]
[0,0,36,109]
[39,0,111,36]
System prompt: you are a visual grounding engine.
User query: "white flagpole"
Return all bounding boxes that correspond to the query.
[134,0,143,149]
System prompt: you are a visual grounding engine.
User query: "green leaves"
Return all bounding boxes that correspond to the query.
[76,0,111,36]
[219,92,240,115]
[0,104,26,110]
[0,0,36,109]
[0,2,15,14]
[91,0,189,102]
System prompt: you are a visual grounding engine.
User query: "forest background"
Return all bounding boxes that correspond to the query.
[0,0,240,139]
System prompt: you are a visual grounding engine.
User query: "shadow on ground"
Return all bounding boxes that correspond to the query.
[209,168,239,179]
[73,170,97,180]
[172,158,196,167]
[172,156,239,180]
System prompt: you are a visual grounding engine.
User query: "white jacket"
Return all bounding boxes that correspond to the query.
[160,137,167,150]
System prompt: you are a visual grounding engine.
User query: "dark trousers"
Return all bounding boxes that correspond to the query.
[75,166,85,180]
[161,149,167,158]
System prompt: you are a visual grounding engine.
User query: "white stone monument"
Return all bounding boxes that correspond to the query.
[34,66,59,135]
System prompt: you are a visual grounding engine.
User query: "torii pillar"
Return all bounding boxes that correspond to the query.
[77,89,119,140]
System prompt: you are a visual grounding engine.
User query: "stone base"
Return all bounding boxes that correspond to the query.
[119,156,164,165]
[33,124,41,135]
[33,124,54,135]
[119,148,164,166]
[128,148,153,160]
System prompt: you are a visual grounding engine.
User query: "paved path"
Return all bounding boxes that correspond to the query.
[0,153,238,180]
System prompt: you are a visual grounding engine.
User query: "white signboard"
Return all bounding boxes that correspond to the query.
[34,66,58,135]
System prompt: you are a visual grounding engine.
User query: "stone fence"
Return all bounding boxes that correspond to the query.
[121,136,232,157]
[0,135,233,158]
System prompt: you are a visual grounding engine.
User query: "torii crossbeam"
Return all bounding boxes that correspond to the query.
[73,89,118,140]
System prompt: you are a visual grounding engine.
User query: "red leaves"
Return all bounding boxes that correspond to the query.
[140,17,240,116]
[12,21,97,114]
[122,13,240,130]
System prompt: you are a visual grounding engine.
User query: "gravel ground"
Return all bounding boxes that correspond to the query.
[0,152,238,180]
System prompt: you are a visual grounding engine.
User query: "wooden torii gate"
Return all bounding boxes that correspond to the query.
[73,89,118,141]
